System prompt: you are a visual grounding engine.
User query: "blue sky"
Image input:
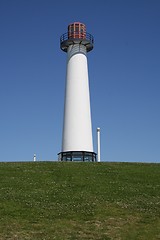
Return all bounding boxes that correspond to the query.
[0,0,160,162]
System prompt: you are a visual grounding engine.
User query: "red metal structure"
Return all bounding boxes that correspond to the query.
[68,22,86,39]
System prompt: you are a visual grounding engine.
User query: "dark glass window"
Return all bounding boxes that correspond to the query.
[58,151,97,162]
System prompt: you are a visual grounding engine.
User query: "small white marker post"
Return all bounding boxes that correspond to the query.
[33,154,36,162]
[97,128,101,162]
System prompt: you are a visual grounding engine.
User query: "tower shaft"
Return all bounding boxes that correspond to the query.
[62,44,93,152]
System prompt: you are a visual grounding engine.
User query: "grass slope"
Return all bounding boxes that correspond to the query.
[0,162,160,240]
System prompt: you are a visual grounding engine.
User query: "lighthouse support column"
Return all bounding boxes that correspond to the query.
[62,44,93,153]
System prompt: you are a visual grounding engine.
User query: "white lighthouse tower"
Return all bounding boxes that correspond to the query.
[58,22,96,161]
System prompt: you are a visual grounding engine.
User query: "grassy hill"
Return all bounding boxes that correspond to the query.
[0,161,160,240]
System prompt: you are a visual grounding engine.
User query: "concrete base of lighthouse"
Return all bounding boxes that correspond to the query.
[58,151,96,162]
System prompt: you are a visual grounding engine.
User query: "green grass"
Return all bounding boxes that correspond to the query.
[0,162,160,240]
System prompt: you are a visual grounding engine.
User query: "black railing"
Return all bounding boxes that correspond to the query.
[60,31,94,45]
[58,151,97,162]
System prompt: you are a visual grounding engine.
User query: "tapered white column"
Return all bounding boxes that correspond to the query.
[62,44,93,152]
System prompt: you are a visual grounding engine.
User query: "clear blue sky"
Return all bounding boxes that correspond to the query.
[0,0,160,162]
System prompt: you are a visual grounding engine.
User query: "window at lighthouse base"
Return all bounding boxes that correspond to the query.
[58,151,97,162]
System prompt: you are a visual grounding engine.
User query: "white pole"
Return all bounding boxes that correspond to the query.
[97,128,101,162]
[33,154,36,162]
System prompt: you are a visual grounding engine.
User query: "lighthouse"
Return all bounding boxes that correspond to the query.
[58,22,96,161]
